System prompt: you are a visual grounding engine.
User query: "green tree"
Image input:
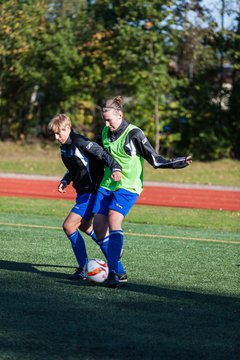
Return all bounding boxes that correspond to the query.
[0,0,239,160]
[0,0,49,139]
[228,7,240,158]
[162,0,238,159]
[85,0,178,151]
[0,0,96,140]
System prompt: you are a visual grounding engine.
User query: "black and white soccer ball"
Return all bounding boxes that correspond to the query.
[84,258,109,283]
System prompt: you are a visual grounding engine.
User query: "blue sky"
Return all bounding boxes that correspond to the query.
[202,0,239,29]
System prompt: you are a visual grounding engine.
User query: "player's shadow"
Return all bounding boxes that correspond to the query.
[0,259,75,280]
[1,260,239,304]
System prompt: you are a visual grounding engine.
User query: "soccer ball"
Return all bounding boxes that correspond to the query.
[84,258,109,283]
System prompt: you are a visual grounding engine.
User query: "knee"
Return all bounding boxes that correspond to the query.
[109,219,122,232]
[62,221,68,234]
[63,220,73,235]
[108,211,123,231]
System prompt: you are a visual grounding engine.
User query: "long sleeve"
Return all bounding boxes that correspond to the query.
[76,137,122,173]
[61,170,73,184]
[125,128,189,169]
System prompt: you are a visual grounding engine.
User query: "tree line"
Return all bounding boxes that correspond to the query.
[0,0,239,160]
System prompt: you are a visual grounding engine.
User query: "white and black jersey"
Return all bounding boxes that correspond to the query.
[60,130,122,194]
[98,120,188,169]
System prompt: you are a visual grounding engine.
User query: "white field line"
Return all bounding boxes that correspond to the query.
[0,222,239,245]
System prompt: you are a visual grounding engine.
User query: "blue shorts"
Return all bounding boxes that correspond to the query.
[71,192,96,221]
[92,187,139,217]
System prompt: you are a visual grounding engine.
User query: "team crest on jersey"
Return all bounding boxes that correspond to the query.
[86,142,93,150]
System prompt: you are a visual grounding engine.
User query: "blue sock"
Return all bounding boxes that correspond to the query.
[94,235,109,258]
[87,229,96,241]
[86,230,108,258]
[87,231,125,274]
[107,230,124,273]
[117,257,125,275]
[67,230,88,268]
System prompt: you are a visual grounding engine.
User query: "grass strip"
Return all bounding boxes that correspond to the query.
[0,196,239,232]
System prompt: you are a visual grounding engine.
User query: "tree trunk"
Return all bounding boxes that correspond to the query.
[154,93,160,152]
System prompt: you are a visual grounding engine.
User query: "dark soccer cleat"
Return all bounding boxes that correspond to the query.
[105,271,121,288]
[68,267,87,280]
[117,273,128,283]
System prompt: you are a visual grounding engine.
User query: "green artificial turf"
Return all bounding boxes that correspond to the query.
[1,141,240,359]
[0,211,239,360]
[0,197,239,232]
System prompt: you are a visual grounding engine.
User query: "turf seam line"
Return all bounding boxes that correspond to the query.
[125,232,240,244]
[0,222,239,245]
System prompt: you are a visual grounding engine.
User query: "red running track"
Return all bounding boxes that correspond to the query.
[0,177,239,211]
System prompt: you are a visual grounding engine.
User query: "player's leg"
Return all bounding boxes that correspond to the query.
[92,188,126,276]
[92,213,110,259]
[79,217,103,253]
[93,213,109,240]
[92,187,110,239]
[64,192,95,280]
[63,211,88,280]
[106,189,139,287]
[107,210,125,285]
[63,211,83,234]
[79,219,93,234]
[92,213,125,275]
[92,188,111,260]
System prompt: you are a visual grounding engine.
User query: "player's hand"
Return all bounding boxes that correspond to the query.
[186,156,192,165]
[111,171,122,182]
[58,181,67,193]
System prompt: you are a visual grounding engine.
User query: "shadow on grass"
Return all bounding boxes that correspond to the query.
[0,259,75,279]
[0,259,239,360]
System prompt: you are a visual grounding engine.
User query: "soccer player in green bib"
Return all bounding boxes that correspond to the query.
[92,96,192,287]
